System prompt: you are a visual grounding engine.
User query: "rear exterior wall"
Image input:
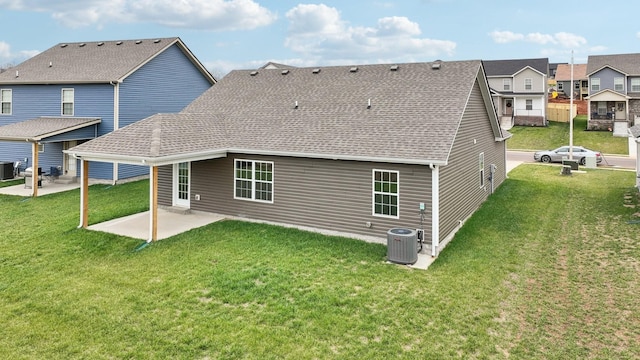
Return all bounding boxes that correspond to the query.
[159,156,433,240]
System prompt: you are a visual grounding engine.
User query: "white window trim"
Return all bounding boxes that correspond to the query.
[524,78,532,90]
[597,101,607,115]
[1,89,11,115]
[479,152,485,188]
[503,79,511,91]
[372,169,400,219]
[61,88,74,116]
[38,143,44,153]
[233,159,274,203]
[614,77,624,91]
[631,78,640,92]
[525,99,533,111]
[591,78,600,92]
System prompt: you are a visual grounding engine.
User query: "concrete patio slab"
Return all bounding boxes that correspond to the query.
[0,179,80,197]
[87,209,226,241]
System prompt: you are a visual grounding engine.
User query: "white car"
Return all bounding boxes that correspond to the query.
[533,146,603,165]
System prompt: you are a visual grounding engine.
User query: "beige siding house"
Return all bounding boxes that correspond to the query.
[66,60,509,257]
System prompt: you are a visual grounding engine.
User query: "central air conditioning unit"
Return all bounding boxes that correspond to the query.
[387,228,418,265]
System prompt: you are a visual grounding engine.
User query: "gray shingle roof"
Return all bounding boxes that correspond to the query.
[70,60,499,165]
[0,37,214,84]
[483,58,549,77]
[587,53,640,76]
[0,117,101,141]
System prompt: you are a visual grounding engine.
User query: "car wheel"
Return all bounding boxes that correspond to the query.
[579,157,586,165]
[541,155,551,163]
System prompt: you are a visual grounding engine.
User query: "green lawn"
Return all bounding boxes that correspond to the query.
[507,116,629,155]
[0,168,638,359]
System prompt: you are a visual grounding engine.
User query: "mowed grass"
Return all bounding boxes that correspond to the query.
[507,116,629,155]
[0,167,638,359]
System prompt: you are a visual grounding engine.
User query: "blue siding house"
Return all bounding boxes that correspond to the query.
[0,37,216,189]
[586,53,640,135]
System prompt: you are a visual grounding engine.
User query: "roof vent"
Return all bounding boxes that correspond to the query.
[97,42,104,46]
[153,39,161,43]
[49,61,52,68]
[79,43,86,47]
[15,70,18,78]
[250,71,259,76]
[390,64,399,71]
[294,101,298,109]
[281,69,289,75]
[60,44,68,48]
[431,62,441,70]
[116,41,123,45]
[349,67,358,73]
[312,68,321,74]
[135,40,142,44]
[367,99,371,109]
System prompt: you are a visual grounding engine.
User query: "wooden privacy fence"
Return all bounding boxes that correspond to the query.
[547,103,577,122]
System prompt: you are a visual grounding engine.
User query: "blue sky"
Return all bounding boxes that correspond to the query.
[1,0,639,78]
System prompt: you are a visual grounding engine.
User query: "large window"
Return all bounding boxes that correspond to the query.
[524,78,532,91]
[373,170,399,218]
[597,101,607,115]
[1,89,11,115]
[234,159,273,202]
[479,152,485,188]
[631,78,640,92]
[62,88,74,115]
[591,78,600,92]
[614,77,624,91]
[503,79,511,91]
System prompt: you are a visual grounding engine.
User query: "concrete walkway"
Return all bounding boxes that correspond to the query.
[0,179,79,197]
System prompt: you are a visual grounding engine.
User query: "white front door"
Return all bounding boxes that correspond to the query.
[173,162,191,208]
[63,141,77,176]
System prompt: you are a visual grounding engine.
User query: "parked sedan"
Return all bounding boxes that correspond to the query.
[533,146,603,165]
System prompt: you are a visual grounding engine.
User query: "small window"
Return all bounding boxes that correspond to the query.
[62,88,74,115]
[373,170,399,218]
[234,159,273,203]
[597,101,607,115]
[503,79,511,91]
[1,89,11,115]
[591,78,600,92]
[631,78,640,92]
[558,83,564,91]
[614,77,624,91]
[38,143,45,153]
[526,99,533,111]
[479,153,485,188]
[524,78,532,91]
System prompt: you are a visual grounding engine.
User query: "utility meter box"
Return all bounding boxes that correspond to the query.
[387,228,418,265]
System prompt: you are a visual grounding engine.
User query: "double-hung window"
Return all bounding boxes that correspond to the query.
[503,79,511,91]
[234,159,273,202]
[524,78,532,91]
[631,78,640,92]
[597,101,607,115]
[614,77,624,91]
[373,170,399,218]
[62,88,74,115]
[525,99,533,111]
[1,89,11,115]
[591,78,600,92]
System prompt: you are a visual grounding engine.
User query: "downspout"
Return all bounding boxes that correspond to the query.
[77,155,84,228]
[430,163,440,257]
[110,81,120,185]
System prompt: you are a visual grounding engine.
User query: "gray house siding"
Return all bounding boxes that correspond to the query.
[117,44,214,180]
[159,155,434,240]
[0,84,113,176]
[439,80,506,241]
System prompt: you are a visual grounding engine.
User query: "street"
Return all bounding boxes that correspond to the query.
[507,150,636,170]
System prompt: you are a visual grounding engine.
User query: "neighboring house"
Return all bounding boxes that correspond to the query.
[259,62,297,70]
[67,60,510,257]
[555,63,588,100]
[484,58,549,127]
[0,37,216,193]
[585,53,640,134]
[547,62,566,92]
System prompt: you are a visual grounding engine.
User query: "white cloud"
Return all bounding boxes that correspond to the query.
[284,4,455,64]
[0,0,277,30]
[490,30,587,49]
[0,40,39,66]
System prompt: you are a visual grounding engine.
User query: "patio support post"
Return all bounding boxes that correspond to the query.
[149,166,158,242]
[79,160,89,228]
[32,142,38,197]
